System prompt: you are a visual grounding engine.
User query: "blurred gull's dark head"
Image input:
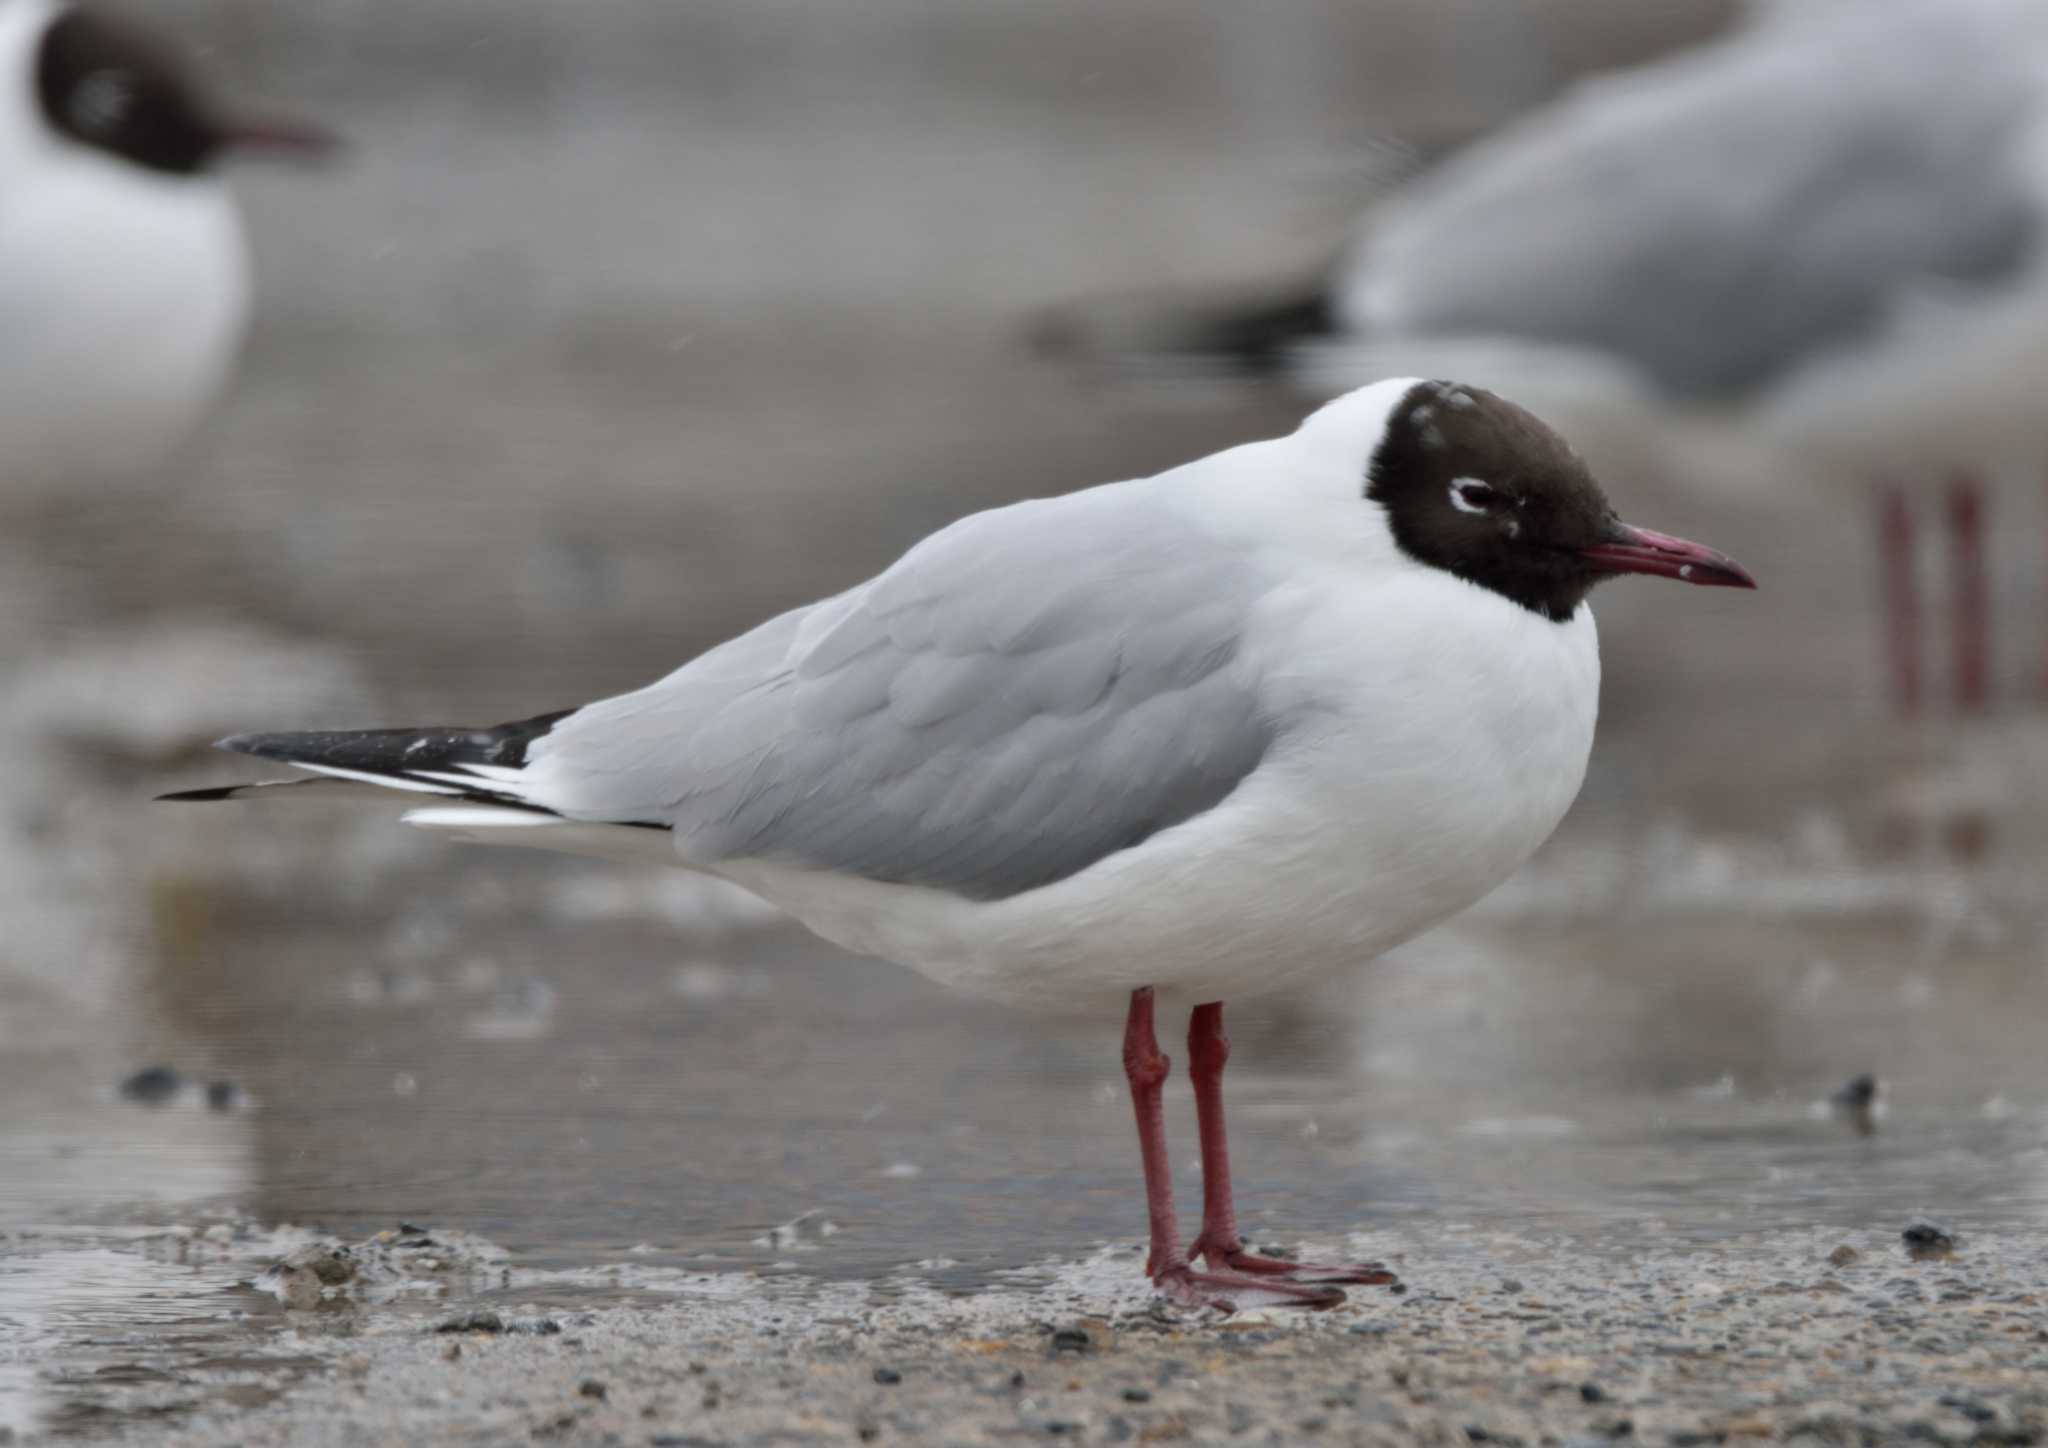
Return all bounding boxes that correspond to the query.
[8,1,336,176]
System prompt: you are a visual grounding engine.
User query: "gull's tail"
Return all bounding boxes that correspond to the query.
[158,711,677,865]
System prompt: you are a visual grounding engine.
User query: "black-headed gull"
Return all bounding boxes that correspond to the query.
[0,0,333,486]
[1177,0,2048,715]
[166,380,1754,1310]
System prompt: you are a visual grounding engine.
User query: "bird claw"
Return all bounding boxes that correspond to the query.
[1152,1261,1349,1313]
[1191,1235,1400,1288]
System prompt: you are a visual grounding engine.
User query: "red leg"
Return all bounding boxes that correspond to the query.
[1184,1001,1397,1288]
[1878,483,1922,717]
[1122,986,1186,1284]
[1120,989,1346,1311]
[1947,472,1990,713]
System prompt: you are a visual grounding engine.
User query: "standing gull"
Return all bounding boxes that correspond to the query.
[165,379,1755,1310]
[0,0,333,489]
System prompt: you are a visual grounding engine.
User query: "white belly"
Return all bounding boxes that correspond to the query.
[0,165,248,486]
[720,570,1601,1013]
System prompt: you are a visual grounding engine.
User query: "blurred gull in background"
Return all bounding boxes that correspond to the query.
[1168,0,2048,715]
[0,0,333,493]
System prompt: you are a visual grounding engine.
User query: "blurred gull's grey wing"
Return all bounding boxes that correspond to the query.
[530,487,1276,900]
[1337,0,2047,395]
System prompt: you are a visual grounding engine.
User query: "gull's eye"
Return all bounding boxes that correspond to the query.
[1448,478,1499,515]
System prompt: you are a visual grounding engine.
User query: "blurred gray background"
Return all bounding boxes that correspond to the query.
[5,6,2047,1412]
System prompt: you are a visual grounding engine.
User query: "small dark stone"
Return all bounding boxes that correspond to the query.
[1828,1245,1859,1268]
[434,1310,503,1334]
[580,1379,608,1401]
[1050,1327,1092,1354]
[1010,1371,1027,1390]
[1122,1388,1152,1403]
[857,1425,880,1444]
[1832,1074,1879,1108]
[871,1367,902,1386]
[1466,1428,1492,1443]
[118,1065,182,1104]
[1903,1221,1958,1260]
[1042,1423,1080,1438]
[204,1080,242,1111]
[511,1317,563,1336]
[1390,1282,1409,1295]
[1498,1279,1526,1294]
[307,1250,355,1285]
[398,1222,430,1236]
[1938,1395,1995,1423]
[1668,1433,1722,1446]
[1580,1383,1606,1404]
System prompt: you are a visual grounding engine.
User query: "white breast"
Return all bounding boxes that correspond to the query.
[0,159,248,485]
[722,566,1600,1014]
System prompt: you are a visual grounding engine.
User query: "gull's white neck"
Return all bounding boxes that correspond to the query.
[1153,377,1434,577]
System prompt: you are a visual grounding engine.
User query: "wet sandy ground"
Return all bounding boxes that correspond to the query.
[10,1205,2048,1445]
[8,0,2048,1441]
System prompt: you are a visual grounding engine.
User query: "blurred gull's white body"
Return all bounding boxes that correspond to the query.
[1316,0,2048,410]
[0,0,250,485]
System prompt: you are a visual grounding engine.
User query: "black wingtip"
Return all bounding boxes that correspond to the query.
[158,784,247,803]
[1179,284,1341,374]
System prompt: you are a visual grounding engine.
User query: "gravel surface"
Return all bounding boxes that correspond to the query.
[33,1219,2039,1447]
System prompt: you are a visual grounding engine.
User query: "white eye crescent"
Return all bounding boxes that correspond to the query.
[1448,478,1497,515]
[72,70,135,134]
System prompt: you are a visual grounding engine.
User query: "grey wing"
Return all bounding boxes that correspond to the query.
[1338,0,2044,394]
[528,486,1277,900]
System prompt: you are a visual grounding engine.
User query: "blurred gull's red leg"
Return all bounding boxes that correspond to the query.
[1184,1001,1397,1287]
[1948,472,1990,713]
[1878,483,1921,718]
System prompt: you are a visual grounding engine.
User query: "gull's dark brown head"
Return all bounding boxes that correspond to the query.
[34,5,336,176]
[1366,379,1755,622]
